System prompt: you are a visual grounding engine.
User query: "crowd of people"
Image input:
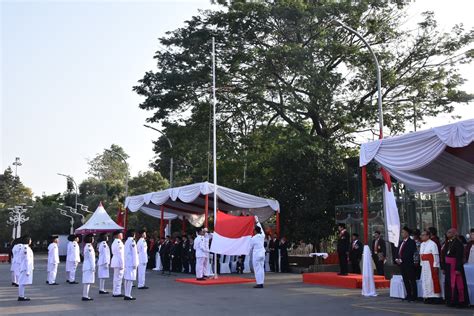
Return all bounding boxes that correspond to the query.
[8,216,273,302]
[336,223,472,308]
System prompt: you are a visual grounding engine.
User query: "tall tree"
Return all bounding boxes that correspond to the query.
[87,144,130,184]
[134,0,473,240]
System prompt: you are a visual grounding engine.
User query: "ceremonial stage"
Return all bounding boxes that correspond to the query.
[175,276,255,286]
[302,272,390,289]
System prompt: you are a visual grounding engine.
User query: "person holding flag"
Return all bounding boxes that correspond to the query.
[194,228,210,281]
[250,215,265,288]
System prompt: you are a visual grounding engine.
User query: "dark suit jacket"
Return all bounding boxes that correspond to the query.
[371,238,386,257]
[337,230,350,253]
[349,240,363,262]
[397,238,416,267]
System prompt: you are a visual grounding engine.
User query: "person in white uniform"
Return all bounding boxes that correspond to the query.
[82,234,96,301]
[47,235,60,285]
[419,229,442,303]
[111,230,125,297]
[194,228,210,281]
[250,216,265,288]
[66,234,80,284]
[124,229,139,300]
[97,233,111,294]
[18,235,34,301]
[137,230,149,289]
[10,238,21,287]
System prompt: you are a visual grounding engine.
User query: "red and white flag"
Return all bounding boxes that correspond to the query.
[210,211,255,255]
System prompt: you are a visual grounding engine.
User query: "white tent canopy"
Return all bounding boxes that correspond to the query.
[359,119,474,195]
[125,181,280,227]
[75,202,124,234]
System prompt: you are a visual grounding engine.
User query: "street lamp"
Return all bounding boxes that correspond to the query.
[77,203,92,214]
[12,157,22,178]
[64,206,85,224]
[143,124,174,188]
[7,205,32,238]
[331,19,384,138]
[57,173,78,211]
[57,208,75,235]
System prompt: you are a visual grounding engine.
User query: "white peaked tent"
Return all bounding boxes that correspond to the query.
[75,202,124,234]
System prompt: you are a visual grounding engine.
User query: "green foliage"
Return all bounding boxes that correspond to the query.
[87,144,130,184]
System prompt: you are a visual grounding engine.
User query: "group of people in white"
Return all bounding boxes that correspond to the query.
[9,216,267,301]
[10,229,149,302]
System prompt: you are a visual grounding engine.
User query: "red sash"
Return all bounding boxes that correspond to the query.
[420,253,441,294]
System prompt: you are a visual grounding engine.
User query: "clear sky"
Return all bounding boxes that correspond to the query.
[1,0,473,196]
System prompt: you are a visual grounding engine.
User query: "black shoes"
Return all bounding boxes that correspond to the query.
[48,282,59,285]
[337,273,348,276]
[137,286,149,289]
[253,284,264,288]
[113,294,124,297]
[18,297,31,301]
[196,278,205,281]
[69,281,79,284]
[12,283,18,287]
[82,297,94,301]
[99,290,109,294]
[124,296,136,301]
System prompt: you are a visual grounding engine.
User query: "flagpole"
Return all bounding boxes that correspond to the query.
[212,36,218,279]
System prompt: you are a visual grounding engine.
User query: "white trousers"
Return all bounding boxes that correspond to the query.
[12,271,17,284]
[83,284,90,298]
[48,264,58,284]
[113,268,124,295]
[99,279,106,291]
[124,280,133,297]
[19,284,25,297]
[138,263,146,287]
[253,254,265,285]
[196,257,207,278]
[69,266,77,282]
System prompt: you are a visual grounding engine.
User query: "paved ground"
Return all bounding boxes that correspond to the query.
[0,255,472,316]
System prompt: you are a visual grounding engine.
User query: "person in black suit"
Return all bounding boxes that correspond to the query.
[159,236,171,274]
[371,231,386,276]
[337,223,350,276]
[171,237,182,272]
[395,226,418,301]
[181,235,190,273]
[349,233,363,274]
[268,234,279,272]
[279,237,290,273]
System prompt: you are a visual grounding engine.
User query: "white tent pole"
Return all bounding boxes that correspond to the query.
[212,36,218,279]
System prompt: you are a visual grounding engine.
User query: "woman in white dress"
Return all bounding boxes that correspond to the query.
[82,234,96,301]
[97,233,111,294]
[18,235,34,301]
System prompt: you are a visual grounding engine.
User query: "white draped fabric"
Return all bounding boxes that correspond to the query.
[359,119,474,195]
[383,184,400,246]
[361,245,377,297]
[125,182,280,226]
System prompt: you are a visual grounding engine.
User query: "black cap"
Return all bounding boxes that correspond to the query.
[113,230,123,237]
[138,229,147,235]
[126,229,136,238]
[67,234,76,241]
[84,234,94,243]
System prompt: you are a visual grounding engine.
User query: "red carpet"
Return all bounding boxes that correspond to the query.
[302,272,390,289]
[175,276,255,286]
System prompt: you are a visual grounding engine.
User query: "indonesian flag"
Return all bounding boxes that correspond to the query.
[381,168,400,246]
[210,211,255,255]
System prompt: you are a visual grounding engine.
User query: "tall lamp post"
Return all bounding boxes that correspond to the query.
[57,173,78,211]
[58,208,75,235]
[7,205,31,238]
[65,206,85,224]
[143,124,174,188]
[105,149,129,230]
